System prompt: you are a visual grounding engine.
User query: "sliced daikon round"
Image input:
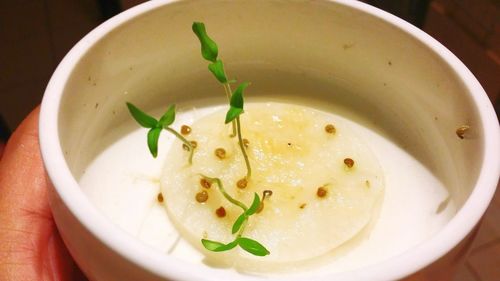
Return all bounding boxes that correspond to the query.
[161,102,384,270]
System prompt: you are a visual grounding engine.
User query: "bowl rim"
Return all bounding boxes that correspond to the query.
[39,0,500,280]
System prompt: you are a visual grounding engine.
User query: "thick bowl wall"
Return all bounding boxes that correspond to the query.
[39,1,500,280]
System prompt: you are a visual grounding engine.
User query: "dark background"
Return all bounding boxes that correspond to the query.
[0,1,498,279]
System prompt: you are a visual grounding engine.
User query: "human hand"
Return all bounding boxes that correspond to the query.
[0,107,87,281]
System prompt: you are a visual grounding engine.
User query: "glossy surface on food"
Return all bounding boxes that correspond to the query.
[161,103,385,266]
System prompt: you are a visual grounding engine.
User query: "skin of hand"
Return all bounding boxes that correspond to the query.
[0,107,86,281]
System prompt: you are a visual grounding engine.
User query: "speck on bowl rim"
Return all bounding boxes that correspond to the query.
[39,0,500,280]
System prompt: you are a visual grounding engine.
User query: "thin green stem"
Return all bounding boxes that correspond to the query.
[222,80,231,100]
[236,117,251,179]
[236,217,248,238]
[201,175,248,211]
[223,82,237,137]
[165,127,193,164]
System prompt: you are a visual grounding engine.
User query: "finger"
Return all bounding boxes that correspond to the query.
[0,107,85,281]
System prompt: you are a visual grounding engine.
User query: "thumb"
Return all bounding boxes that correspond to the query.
[0,107,84,281]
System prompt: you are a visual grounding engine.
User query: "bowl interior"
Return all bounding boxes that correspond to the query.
[60,0,481,206]
[53,0,488,279]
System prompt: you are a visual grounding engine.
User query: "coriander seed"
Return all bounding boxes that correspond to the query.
[200,178,211,189]
[183,140,198,151]
[243,138,250,148]
[215,148,226,159]
[215,206,226,218]
[237,178,248,189]
[190,140,197,148]
[157,193,164,203]
[325,124,336,134]
[195,190,208,203]
[316,187,327,198]
[344,158,354,168]
[181,125,192,135]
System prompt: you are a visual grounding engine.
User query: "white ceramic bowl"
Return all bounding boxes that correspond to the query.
[39,0,500,280]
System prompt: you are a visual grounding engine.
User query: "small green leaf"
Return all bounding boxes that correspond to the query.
[201,239,225,251]
[230,82,250,109]
[126,102,158,128]
[232,213,247,234]
[192,22,218,62]
[237,237,270,256]
[147,127,162,158]
[225,107,243,124]
[224,82,250,123]
[201,239,238,252]
[208,60,227,83]
[245,193,261,216]
[214,240,238,252]
[158,104,176,127]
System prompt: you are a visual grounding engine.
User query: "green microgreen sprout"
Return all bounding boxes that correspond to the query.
[225,82,252,180]
[200,175,270,256]
[193,22,260,255]
[126,102,194,164]
[193,22,252,181]
[192,22,236,137]
[127,22,267,258]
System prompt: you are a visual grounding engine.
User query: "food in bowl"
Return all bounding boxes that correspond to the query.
[161,101,385,270]
[79,21,455,275]
[130,22,386,265]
